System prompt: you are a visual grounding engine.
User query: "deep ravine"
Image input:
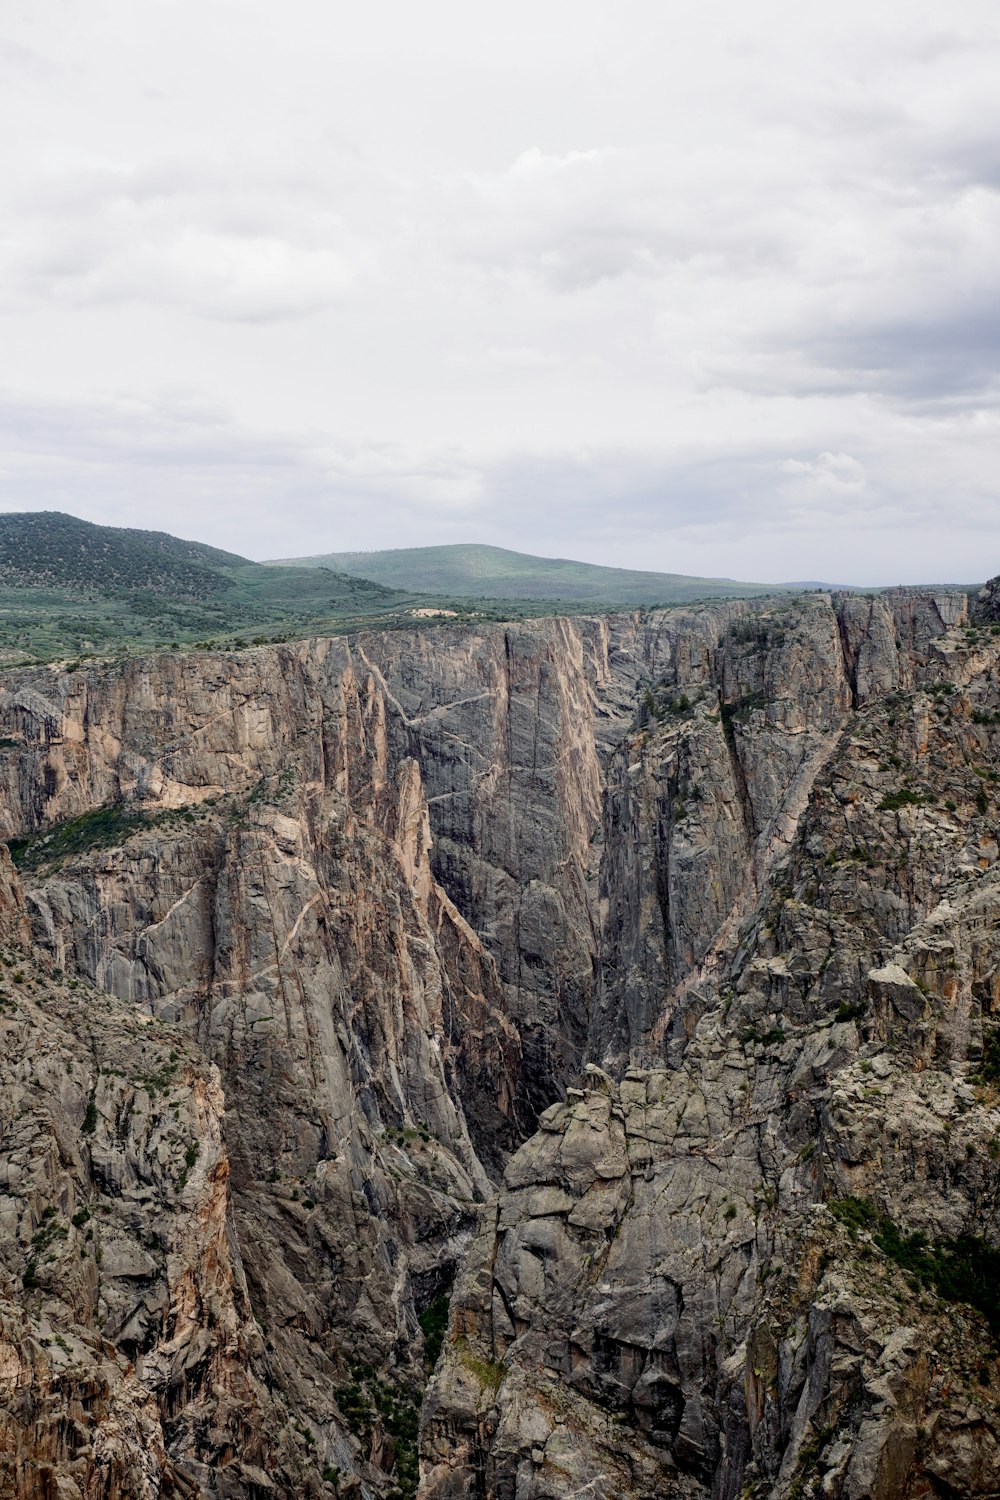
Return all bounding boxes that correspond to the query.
[2,588,1000,1499]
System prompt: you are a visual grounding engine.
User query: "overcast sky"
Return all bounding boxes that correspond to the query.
[1,1,999,584]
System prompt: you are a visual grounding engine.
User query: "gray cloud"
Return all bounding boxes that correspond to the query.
[0,40,57,78]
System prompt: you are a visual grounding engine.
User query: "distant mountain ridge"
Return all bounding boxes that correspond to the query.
[268,542,781,605]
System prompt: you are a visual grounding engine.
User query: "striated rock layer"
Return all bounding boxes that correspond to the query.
[2,589,1000,1497]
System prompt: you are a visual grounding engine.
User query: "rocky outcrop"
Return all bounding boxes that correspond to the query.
[422,594,1000,1500]
[0,847,302,1499]
[0,641,535,1497]
[5,588,1000,1498]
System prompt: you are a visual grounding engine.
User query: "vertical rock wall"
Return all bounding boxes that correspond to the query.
[5,586,1000,1499]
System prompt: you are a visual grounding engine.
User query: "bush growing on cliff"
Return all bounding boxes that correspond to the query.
[830,1197,1000,1334]
[417,1293,450,1367]
[741,1025,786,1048]
[829,1196,878,1236]
[975,1028,1000,1083]
[335,1365,420,1499]
[878,788,925,812]
[720,693,766,731]
[6,804,146,872]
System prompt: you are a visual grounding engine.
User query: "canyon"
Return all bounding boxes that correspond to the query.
[2,587,1000,1498]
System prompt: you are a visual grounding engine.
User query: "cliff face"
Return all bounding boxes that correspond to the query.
[2,589,1000,1499]
[0,638,530,1498]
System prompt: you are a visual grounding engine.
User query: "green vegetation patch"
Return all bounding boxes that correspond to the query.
[637,685,702,727]
[720,693,767,730]
[830,1196,1000,1334]
[729,617,788,651]
[7,804,148,872]
[0,510,484,663]
[0,510,233,600]
[334,1363,420,1500]
[741,1025,787,1048]
[878,788,926,812]
[31,1210,68,1257]
[975,1027,1000,1084]
[137,1061,179,1095]
[456,1340,504,1396]
[787,1426,835,1500]
[417,1293,450,1368]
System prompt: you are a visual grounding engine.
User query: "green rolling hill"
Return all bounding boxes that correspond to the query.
[0,511,432,665]
[269,542,777,605]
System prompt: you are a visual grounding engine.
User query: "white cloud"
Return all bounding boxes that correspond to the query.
[780,453,867,491]
[0,149,376,321]
[1,0,999,583]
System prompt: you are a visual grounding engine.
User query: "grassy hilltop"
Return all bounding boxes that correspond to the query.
[270,541,776,606]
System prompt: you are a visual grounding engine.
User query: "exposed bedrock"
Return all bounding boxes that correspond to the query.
[3,586,1000,1498]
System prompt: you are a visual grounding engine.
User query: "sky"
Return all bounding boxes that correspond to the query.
[1,0,999,585]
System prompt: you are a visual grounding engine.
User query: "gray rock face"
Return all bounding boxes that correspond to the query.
[3,588,1000,1498]
[422,594,1000,1500]
[0,642,528,1497]
[0,846,293,1499]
